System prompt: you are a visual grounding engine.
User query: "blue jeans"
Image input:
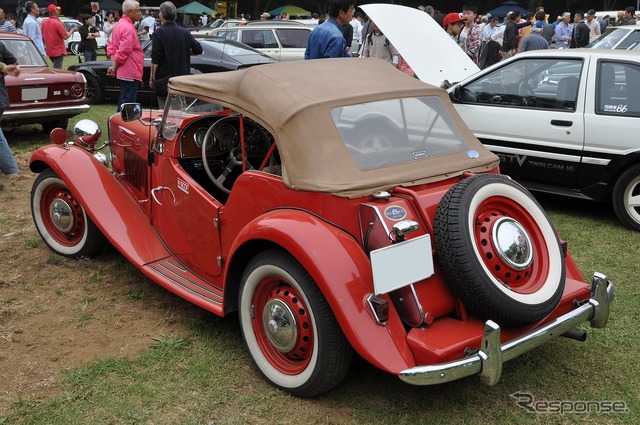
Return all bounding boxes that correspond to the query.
[117,79,139,112]
[0,115,18,175]
[83,50,97,63]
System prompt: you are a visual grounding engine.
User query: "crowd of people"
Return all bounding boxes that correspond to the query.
[0,0,203,189]
[303,2,640,72]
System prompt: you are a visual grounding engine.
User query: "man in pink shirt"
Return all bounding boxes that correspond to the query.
[41,4,77,69]
[106,0,143,111]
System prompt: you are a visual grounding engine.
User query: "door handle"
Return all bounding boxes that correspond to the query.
[151,186,176,205]
[551,120,573,127]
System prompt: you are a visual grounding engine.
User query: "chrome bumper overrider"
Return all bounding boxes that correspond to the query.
[399,272,614,386]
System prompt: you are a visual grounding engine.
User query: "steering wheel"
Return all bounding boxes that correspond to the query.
[201,116,269,194]
[518,82,534,97]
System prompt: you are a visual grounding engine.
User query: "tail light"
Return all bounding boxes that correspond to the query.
[368,295,389,325]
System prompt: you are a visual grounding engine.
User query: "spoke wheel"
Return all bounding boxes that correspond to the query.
[613,164,640,231]
[31,169,106,258]
[434,174,565,327]
[239,249,352,397]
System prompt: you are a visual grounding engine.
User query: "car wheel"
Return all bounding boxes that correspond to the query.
[239,249,352,397]
[84,73,105,105]
[612,164,640,231]
[69,42,80,55]
[31,169,106,258]
[42,118,69,133]
[434,174,565,327]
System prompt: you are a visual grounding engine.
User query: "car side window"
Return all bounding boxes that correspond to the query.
[263,30,278,48]
[275,29,310,48]
[597,61,640,117]
[616,30,640,49]
[241,30,265,48]
[460,58,583,111]
[216,30,237,41]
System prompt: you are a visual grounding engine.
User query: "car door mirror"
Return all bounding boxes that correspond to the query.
[450,84,462,101]
[121,103,142,122]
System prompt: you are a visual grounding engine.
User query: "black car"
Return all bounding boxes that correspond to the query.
[68,37,277,105]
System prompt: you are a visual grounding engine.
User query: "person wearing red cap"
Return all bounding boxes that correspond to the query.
[42,4,77,68]
[443,12,464,42]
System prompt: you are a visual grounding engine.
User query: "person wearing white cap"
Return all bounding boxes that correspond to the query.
[554,12,572,49]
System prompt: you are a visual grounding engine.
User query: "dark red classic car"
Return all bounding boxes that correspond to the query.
[28,59,614,396]
[1,32,88,132]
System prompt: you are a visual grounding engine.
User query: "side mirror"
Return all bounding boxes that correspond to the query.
[451,84,462,101]
[73,119,101,148]
[121,103,142,122]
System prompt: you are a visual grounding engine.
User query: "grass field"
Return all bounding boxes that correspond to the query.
[0,79,637,424]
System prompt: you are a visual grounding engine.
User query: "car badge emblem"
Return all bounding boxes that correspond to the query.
[467,149,480,159]
[384,205,407,221]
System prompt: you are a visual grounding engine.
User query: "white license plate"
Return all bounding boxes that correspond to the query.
[370,234,434,295]
[22,87,48,101]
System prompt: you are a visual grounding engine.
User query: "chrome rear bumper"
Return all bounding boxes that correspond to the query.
[399,272,614,386]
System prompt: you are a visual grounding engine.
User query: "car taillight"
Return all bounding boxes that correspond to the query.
[70,84,84,98]
[367,295,389,325]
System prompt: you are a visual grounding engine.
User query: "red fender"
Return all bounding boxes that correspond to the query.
[29,145,169,265]
[227,210,416,374]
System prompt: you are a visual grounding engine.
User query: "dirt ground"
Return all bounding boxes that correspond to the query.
[0,149,197,414]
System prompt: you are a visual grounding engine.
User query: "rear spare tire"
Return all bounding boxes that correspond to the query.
[434,174,565,327]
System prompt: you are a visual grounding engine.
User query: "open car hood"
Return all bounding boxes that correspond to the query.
[361,4,479,86]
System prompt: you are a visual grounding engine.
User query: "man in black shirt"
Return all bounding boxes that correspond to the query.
[500,11,519,60]
[150,1,203,108]
[570,10,590,48]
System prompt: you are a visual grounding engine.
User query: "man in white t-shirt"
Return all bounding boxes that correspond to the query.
[350,12,363,52]
[142,10,156,35]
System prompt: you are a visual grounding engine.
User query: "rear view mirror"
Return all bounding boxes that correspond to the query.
[121,103,142,122]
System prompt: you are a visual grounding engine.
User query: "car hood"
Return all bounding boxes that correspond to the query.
[360,4,479,86]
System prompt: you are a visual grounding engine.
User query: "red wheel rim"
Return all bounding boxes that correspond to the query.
[474,196,551,294]
[39,183,86,247]
[251,276,314,375]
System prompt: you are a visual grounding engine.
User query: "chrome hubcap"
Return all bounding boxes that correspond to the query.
[262,299,297,352]
[492,217,533,270]
[49,199,74,233]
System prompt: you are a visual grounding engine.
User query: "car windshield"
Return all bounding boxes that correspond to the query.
[589,27,636,49]
[3,39,47,66]
[161,95,225,139]
[331,96,467,170]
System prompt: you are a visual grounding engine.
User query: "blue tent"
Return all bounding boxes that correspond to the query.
[485,0,529,19]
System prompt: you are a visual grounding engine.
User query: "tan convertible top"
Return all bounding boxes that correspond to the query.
[169,58,498,197]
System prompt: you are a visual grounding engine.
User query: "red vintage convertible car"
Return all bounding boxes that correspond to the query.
[29,59,614,396]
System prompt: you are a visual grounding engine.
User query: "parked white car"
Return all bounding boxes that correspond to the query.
[44,17,108,56]
[365,4,640,232]
[205,22,312,61]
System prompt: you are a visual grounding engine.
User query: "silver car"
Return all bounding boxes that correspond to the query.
[205,22,312,61]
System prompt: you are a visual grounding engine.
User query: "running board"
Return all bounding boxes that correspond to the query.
[143,257,224,316]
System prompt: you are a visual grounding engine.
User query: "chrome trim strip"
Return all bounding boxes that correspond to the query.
[149,263,222,304]
[485,144,582,163]
[581,157,611,166]
[399,273,614,386]
[3,104,90,119]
